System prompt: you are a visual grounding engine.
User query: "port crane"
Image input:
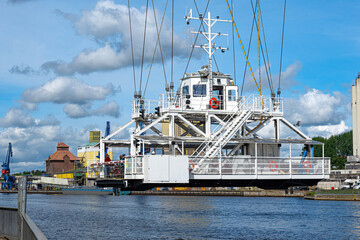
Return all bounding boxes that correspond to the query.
[1,143,16,190]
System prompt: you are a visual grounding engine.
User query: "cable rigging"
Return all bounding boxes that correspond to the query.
[171,0,174,92]
[257,0,261,94]
[277,0,287,97]
[226,0,261,96]
[259,1,274,96]
[143,0,169,97]
[139,0,150,98]
[231,0,236,85]
[240,0,274,97]
[250,0,274,96]
[127,0,137,99]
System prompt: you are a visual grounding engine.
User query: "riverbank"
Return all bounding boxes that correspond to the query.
[305,189,360,201]
[0,190,61,194]
[3,188,360,201]
[131,190,306,197]
[1,189,306,197]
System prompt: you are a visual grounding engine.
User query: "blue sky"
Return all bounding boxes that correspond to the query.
[0,0,359,172]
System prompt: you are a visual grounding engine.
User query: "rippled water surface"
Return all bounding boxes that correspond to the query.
[1,193,360,239]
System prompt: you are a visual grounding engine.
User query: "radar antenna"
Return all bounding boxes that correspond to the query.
[185,10,232,98]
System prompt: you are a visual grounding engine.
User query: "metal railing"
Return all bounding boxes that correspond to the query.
[125,157,144,175]
[87,161,125,179]
[123,155,330,178]
[190,156,331,176]
[132,94,283,118]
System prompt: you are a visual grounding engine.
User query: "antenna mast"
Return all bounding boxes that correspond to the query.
[185,10,231,98]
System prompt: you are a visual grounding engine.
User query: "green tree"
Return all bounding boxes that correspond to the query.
[313,131,353,169]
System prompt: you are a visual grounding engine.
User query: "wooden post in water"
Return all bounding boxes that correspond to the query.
[18,176,27,240]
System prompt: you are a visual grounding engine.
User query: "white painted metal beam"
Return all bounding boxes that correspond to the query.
[280,117,311,140]
[176,114,206,137]
[135,114,169,136]
[105,120,135,140]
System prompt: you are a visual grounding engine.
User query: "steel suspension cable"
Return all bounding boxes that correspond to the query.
[259,1,274,95]
[249,0,274,95]
[128,0,137,96]
[257,0,261,94]
[277,0,287,97]
[143,0,169,97]
[231,0,236,85]
[183,0,211,77]
[139,0,149,95]
[225,0,261,96]
[151,0,168,90]
[240,0,257,96]
[171,0,174,90]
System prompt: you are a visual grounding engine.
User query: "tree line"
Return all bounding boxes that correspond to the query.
[313,131,352,169]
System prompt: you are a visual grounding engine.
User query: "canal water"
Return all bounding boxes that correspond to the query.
[1,193,360,239]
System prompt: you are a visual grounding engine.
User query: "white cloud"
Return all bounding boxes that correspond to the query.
[21,77,117,104]
[274,60,302,90]
[42,0,188,75]
[307,120,349,138]
[0,124,94,173]
[63,101,120,118]
[285,88,346,126]
[0,108,35,128]
[243,61,301,93]
[0,107,60,129]
[18,100,37,111]
[0,120,132,173]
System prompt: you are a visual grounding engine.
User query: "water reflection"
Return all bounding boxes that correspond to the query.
[2,194,360,239]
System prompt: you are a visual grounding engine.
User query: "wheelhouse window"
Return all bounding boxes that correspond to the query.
[193,84,207,97]
[228,90,236,101]
[183,86,189,95]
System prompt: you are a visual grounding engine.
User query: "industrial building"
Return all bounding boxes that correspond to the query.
[346,73,360,169]
[352,73,360,158]
[45,142,80,175]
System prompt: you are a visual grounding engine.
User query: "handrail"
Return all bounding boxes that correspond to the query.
[191,95,253,158]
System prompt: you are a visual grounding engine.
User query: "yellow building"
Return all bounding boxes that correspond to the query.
[77,143,113,167]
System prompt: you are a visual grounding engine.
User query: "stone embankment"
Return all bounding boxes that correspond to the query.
[131,190,305,197]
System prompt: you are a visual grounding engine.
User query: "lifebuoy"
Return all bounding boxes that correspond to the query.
[269,161,278,172]
[209,97,219,109]
[303,160,312,172]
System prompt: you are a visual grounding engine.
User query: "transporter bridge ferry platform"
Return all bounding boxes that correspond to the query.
[89,7,330,190]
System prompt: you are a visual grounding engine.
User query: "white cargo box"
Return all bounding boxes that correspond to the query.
[143,155,189,183]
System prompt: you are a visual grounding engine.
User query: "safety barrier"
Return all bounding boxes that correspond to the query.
[0,177,47,240]
[131,94,283,118]
[189,156,331,177]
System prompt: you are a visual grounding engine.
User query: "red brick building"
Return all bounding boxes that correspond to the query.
[46,142,80,175]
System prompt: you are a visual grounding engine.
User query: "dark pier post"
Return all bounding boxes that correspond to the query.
[18,176,27,240]
[113,187,120,196]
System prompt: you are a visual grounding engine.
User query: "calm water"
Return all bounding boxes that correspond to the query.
[1,193,360,239]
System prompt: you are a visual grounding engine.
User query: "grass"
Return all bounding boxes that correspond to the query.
[315,189,360,195]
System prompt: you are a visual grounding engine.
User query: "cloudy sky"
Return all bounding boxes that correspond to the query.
[0,0,358,172]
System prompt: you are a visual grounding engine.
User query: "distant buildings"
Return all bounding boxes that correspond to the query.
[346,73,360,169]
[352,73,360,157]
[77,131,113,179]
[45,142,80,175]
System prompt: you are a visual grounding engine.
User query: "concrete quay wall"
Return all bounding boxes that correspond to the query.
[131,190,305,197]
[313,194,360,201]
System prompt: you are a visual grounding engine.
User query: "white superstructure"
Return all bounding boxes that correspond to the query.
[90,10,330,189]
